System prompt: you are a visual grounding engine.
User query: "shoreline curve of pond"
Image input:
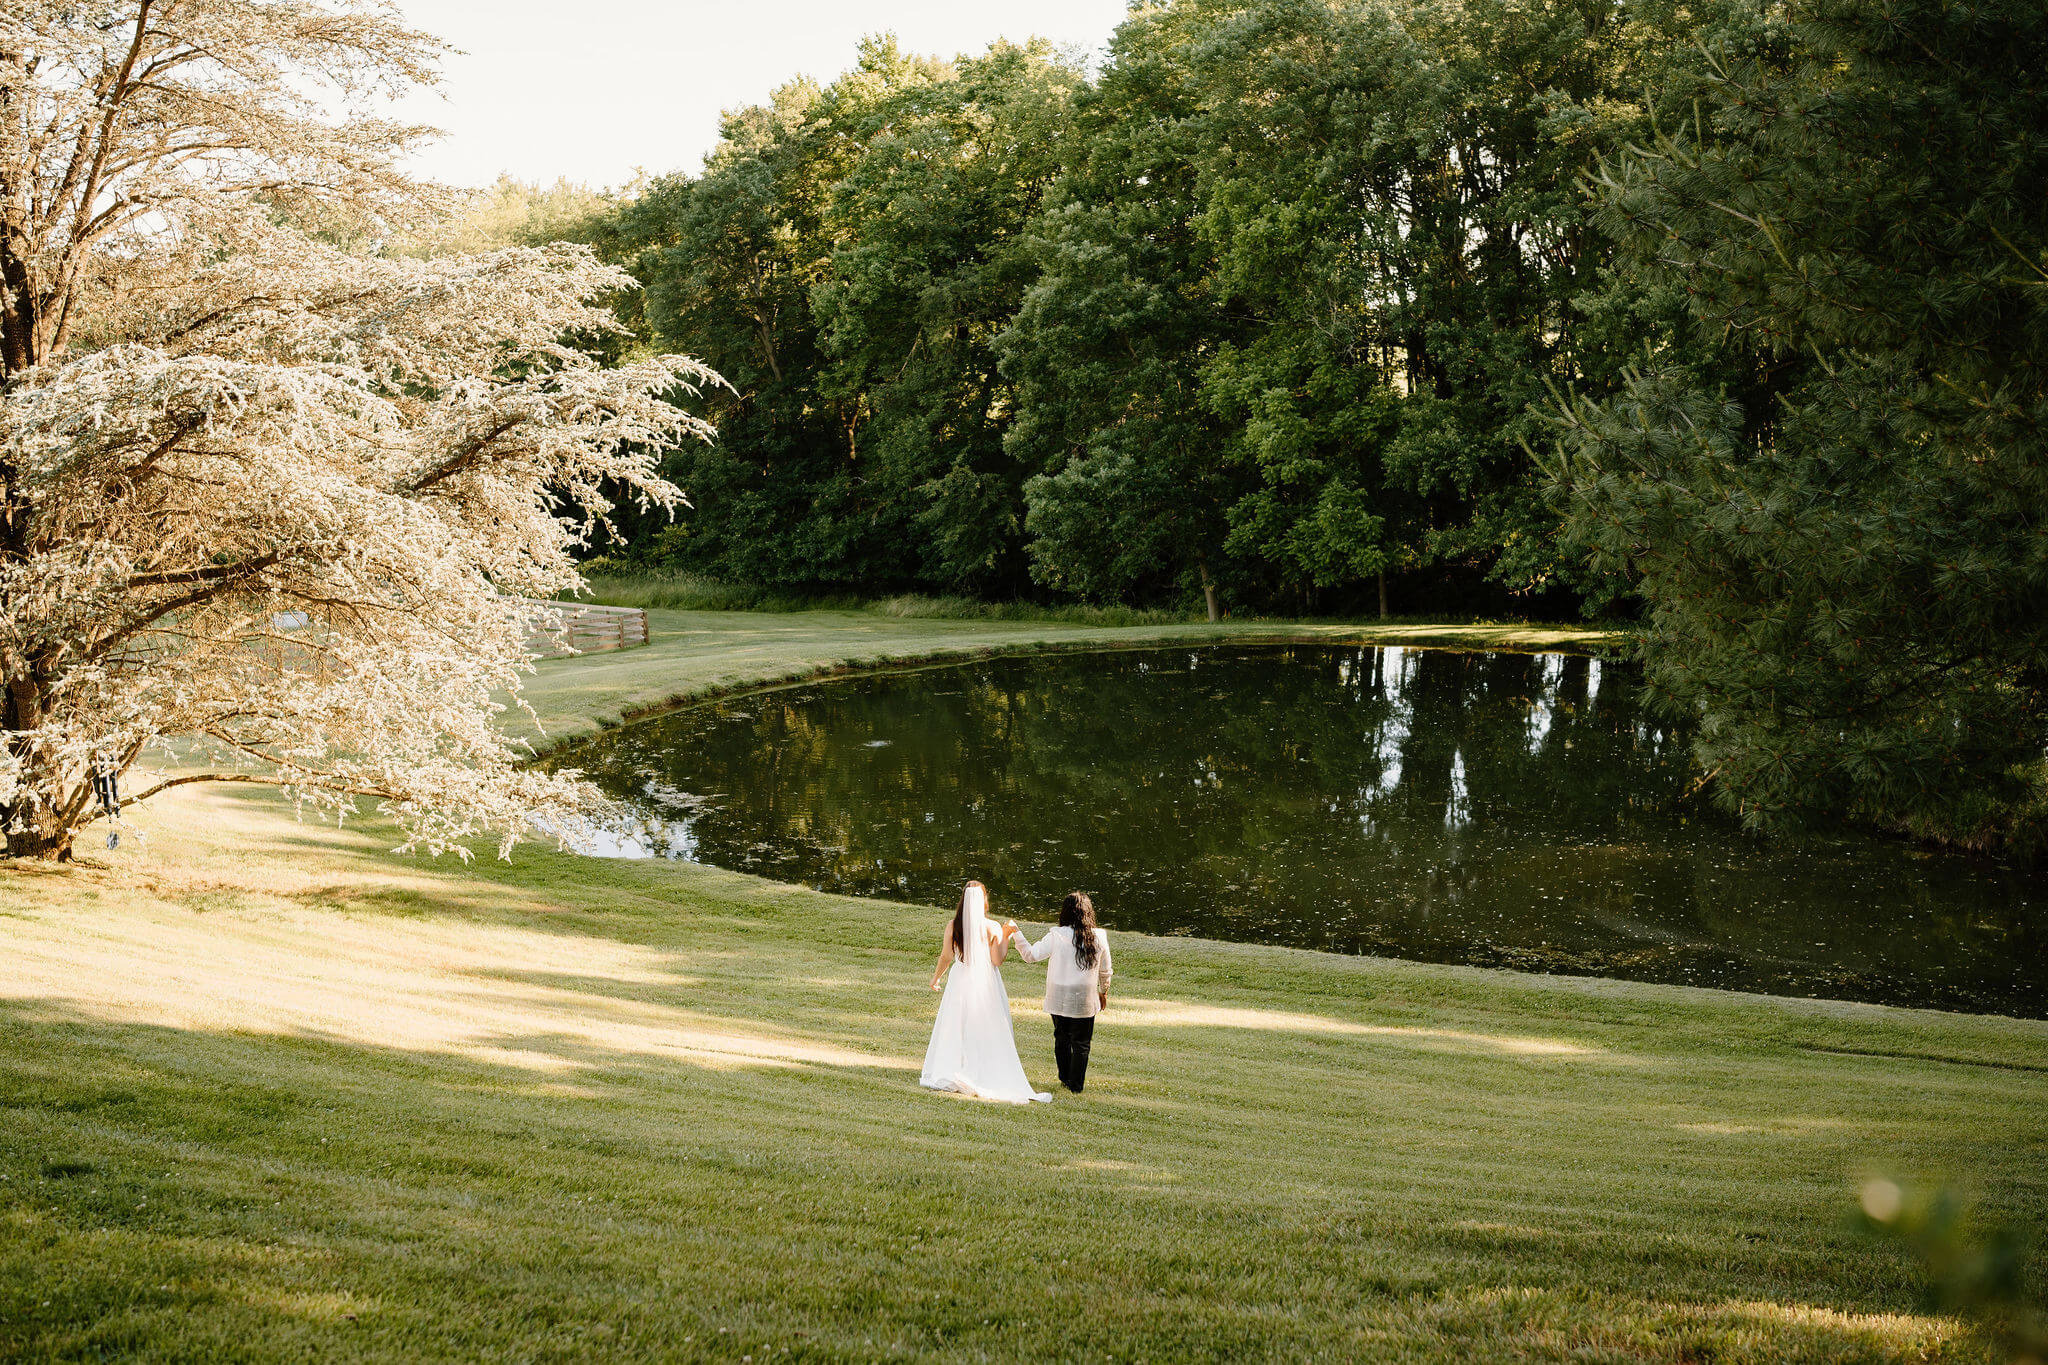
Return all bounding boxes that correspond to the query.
[556,642,2046,1019]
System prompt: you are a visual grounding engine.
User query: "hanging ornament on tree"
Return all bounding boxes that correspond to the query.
[93,764,121,850]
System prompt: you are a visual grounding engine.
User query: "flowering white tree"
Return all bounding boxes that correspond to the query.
[0,1,718,860]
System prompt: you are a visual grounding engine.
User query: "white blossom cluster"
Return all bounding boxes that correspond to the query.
[0,2,719,858]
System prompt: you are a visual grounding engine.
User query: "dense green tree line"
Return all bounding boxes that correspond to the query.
[572,0,2045,850]
[592,38,1080,595]
[591,2,1722,615]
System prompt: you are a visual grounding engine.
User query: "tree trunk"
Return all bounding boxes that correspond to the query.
[3,671,74,860]
[0,776,76,861]
[1199,560,1220,623]
[4,813,73,861]
[1378,570,1389,621]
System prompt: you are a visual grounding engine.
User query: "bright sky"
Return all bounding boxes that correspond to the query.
[389,1,1132,190]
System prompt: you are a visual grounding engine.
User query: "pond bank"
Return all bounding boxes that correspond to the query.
[514,608,1624,752]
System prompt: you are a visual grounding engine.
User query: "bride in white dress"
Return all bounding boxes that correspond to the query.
[921,881,1050,1103]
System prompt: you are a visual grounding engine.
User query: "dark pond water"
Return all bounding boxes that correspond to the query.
[562,644,2046,1017]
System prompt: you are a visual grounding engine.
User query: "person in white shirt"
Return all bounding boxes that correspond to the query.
[1003,891,1113,1093]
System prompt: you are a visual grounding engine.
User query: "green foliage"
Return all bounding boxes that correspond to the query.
[811,40,1084,594]
[595,38,1081,594]
[565,571,870,614]
[1856,1179,2047,1362]
[1001,4,1244,613]
[1550,0,2048,848]
[1002,0,1722,616]
[394,174,616,257]
[591,71,847,579]
[595,3,1715,617]
[567,571,1196,624]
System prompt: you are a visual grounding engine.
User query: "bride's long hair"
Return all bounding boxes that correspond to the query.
[950,880,986,954]
[1060,891,1099,967]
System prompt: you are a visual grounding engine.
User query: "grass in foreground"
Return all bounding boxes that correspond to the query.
[4,609,2044,1362]
[5,786,2046,1362]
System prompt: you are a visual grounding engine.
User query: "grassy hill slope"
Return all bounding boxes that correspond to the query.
[3,613,2040,1363]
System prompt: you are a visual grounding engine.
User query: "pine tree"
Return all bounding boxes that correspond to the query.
[1551,0,2048,848]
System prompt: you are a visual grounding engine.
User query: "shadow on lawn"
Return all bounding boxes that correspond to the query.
[0,908,915,1077]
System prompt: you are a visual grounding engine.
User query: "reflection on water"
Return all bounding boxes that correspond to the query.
[558,645,2046,1017]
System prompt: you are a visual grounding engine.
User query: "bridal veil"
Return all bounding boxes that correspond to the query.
[919,883,1049,1103]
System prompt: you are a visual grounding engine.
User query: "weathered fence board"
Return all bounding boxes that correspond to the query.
[517,599,651,658]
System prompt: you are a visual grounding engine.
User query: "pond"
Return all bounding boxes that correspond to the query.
[561,644,2046,1018]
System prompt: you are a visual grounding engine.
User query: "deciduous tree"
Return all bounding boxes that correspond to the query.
[0,0,717,860]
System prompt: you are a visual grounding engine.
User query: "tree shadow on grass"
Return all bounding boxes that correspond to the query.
[0,910,917,1079]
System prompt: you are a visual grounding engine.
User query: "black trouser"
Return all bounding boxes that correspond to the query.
[1051,1014,1096,1093]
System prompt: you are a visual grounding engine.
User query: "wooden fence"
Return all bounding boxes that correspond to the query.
[517,599,651,659]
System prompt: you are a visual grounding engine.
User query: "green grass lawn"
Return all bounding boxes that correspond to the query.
[3,612,2043,1363]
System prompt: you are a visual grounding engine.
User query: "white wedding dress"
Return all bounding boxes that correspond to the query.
[920,886,1050,1103]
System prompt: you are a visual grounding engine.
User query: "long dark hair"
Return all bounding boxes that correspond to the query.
[950,881,985,954]
[1060,891,1099,967]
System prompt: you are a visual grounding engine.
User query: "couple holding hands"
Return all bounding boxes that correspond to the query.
[919,881,1113,1104]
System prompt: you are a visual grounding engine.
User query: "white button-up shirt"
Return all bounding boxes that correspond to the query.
[1011,926,1113,1018]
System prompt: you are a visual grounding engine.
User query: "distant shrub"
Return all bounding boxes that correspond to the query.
[567,573,866,614]
[569,572,1198,624]
[873,595,1193,627]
